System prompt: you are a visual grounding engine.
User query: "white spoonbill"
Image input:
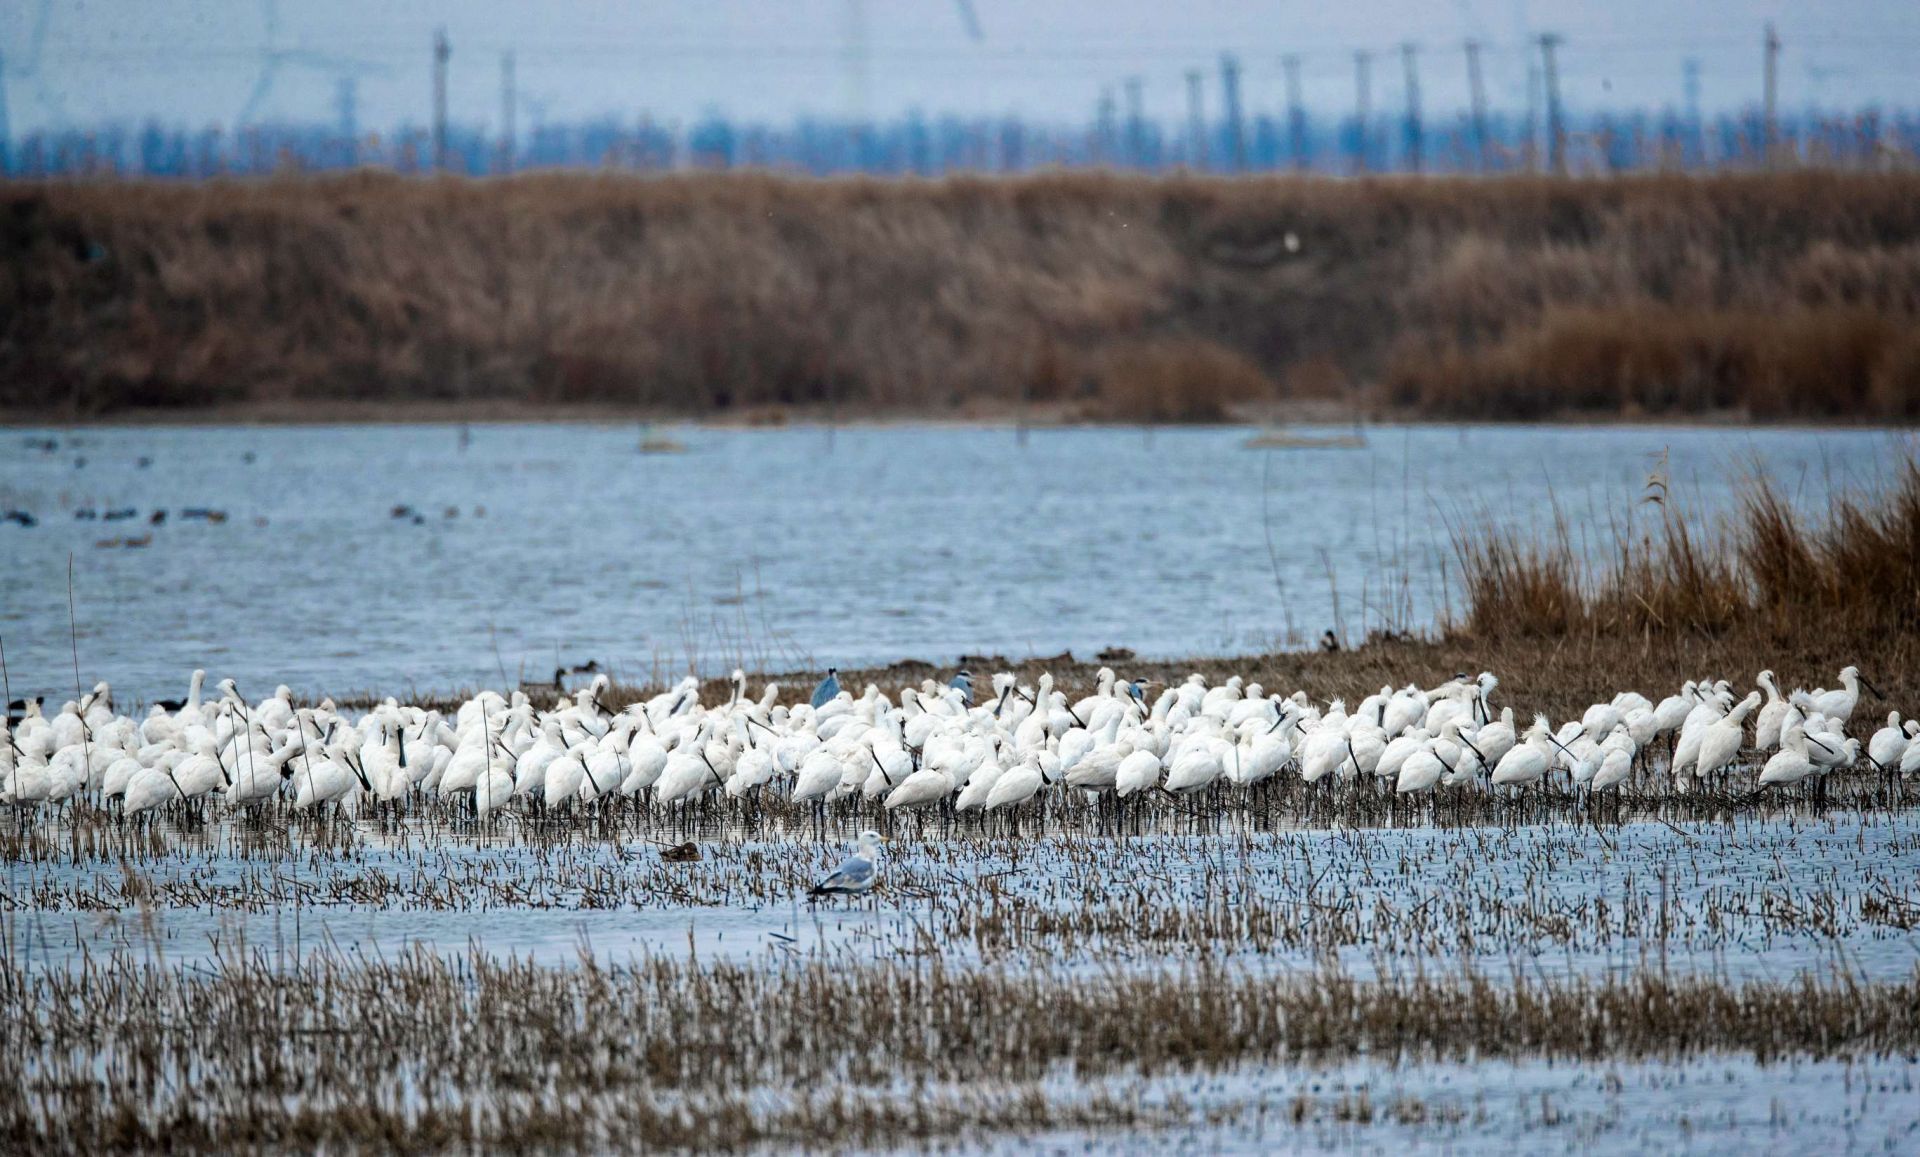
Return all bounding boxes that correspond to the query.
[1806,666,1882,726]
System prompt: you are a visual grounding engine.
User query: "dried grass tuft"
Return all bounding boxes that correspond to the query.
[1452,452,1920,640]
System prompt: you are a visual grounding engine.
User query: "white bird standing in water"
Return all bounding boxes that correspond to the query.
[986,752,1048,810]
[809,830,887,898]
[13,661,1912,834]
[1759,714,1831,791]
[1865,712,1911,772]
[1491,717,1554,788]
[1694,691,1762,783]
[1395,739,1446,795]
[1806,666,1883,727]
[1752,670,1789,754]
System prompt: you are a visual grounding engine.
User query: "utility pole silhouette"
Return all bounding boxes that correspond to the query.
[1683,56,1703,165]
[499,50,516,173]
[1538,33,1565,175]
[1282,54,1306,172]
[1525,61,1541,172]
[1464,39,1489,171]
[1,49,13,175]
[1763,23,1780,168]
[1352,50,1372,173]
[842,0,871,125]
[1096,86,1116,164]
[432,27,450,173]
[1219,53,1245,172]
[1401,43,1423,173]
[334,76,358,164]
[1123,76,1146,168]
[1185,68,1206,169]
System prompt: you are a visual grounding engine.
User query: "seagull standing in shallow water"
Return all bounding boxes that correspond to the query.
[809,829,887,899]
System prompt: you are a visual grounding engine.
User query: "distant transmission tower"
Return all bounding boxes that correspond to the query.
[1352,50,1372,173]
[1401,43,1422,173]
[1282,54,1306,171]
[1185,68,1206,169]
[842,0,871,123]
[1219,54,1245,172]
[500,50,517,173]
[1464,40,1489,171]
[1123,76,1146,167]
[433,27,451,172]
[0,48,11,173]
[1538,33,1565,175]
[1763,23,1781,168]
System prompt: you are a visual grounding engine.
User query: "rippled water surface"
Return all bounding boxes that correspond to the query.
[0,422,1906,703]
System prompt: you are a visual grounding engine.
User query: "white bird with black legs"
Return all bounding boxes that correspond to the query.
[1805,666,1883,727]
[1694,691,1762,784]
[1395,738,1447,795]
[1901,726,1920,779]
[1375,726,1429,787]
[1752,670,1789,753]
[986,752,1048,809]
[884,754,955,811]
[1759,717,1829,791]
[1591,728,1636,792]
[1491,717,1554,788]
[1651,681,1696,740]
[1865,712,1910,773]
[12,662,1913,834]
[656,720,728,806]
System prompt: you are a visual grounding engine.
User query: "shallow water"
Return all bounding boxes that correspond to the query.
[961,1054,1920,1155]
[0,422,1908,703]
[9,811,1918,1155]
[11,812,1917,984]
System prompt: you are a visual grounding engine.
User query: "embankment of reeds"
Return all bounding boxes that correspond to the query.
[7,171,1920,421]
[5,946,1916,1152]
[1452,452,1920,644]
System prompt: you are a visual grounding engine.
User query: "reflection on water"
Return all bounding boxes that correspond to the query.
[0,422,1906,703]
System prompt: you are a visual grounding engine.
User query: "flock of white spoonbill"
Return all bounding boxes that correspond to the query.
[1,664,1914,824]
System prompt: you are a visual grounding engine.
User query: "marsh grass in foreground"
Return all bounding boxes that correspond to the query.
[4,945,1917,1153]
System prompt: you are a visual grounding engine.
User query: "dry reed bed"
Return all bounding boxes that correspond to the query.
[3,942,1917,1153]
[8,171,1920,420]
[1455,450,1920,640]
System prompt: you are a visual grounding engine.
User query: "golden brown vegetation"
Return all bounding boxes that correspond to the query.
[1453,453,1920,642]
[8,171,1920,420]
[7,944,1918,1152]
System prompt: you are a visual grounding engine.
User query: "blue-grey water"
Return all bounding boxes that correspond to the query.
[0,422,1909,705]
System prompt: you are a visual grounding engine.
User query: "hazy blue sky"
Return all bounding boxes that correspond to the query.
[5,0,1915,135]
